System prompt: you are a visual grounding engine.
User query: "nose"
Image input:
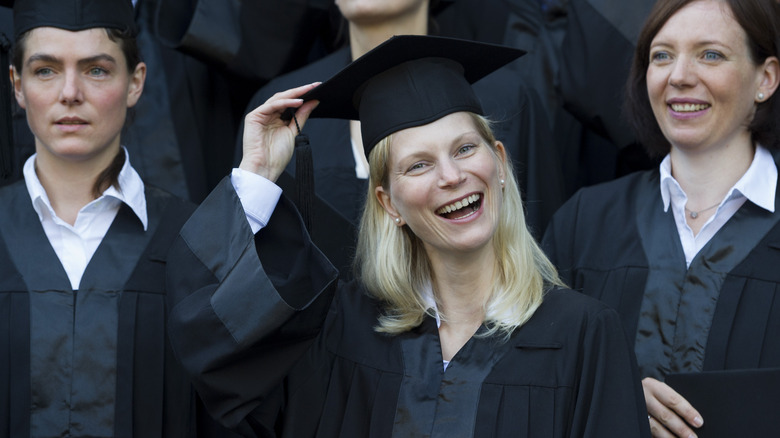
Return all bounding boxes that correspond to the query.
[437,157,465,188]
[668,56,697,89]
[59,71,84,104]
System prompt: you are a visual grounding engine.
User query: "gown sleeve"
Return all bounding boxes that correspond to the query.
[570,304,650,437]
[166,177,339,432]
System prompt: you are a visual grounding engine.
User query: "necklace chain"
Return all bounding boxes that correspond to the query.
[684,201,720,219]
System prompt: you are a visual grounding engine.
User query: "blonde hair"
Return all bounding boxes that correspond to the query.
[354,113,564,339]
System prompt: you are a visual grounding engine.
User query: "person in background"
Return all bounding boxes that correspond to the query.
[543,0,780,436]
[167,35,650,437]
[0,0,232,435]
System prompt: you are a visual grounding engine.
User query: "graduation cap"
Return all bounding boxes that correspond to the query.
[13,0,135,39]
[283,35,524,230]
[289,34,525,156]
[0,0,135,181]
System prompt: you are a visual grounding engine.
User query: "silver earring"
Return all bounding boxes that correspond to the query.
[758,92,765,101]
[395,217,401,224]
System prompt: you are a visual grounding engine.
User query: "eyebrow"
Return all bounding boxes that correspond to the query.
[25,53,118,68]
[449,131,482,146]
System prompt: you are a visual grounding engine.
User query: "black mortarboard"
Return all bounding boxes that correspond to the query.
[13,0,136,39]
[287,35,526,157]
[284,35,523,233]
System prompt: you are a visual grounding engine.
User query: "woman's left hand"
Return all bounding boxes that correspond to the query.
[644,377,703,437]
[239,82,320,182]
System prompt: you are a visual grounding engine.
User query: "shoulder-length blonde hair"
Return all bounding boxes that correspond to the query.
[354,112,564,339]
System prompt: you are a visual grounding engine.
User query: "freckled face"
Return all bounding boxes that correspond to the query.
[646,0,774,154]
[375,112,507,259]
[12,27,145,164]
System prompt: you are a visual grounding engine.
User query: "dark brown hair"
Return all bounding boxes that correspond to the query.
[625,0,780,156]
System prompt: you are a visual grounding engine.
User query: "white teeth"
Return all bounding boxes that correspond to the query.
[437,194,480,214]
[670,103,709,112]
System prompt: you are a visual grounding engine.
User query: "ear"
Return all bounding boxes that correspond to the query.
[375,184,404,225]
[10,66,25,110]
[126,61,146,108]
[494,140,508,179]
[757,56,780,102]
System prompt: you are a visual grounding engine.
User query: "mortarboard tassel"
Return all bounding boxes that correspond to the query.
[293,115,314,232]
[0,31,14,180]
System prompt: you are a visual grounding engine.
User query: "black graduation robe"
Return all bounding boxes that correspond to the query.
[0,180,230,437]
[555,0,659,194]
[542,168,780,377]
[166,178,651,437]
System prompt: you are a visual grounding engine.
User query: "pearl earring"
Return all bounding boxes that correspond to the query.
[758,92,765,101]
[395,217,400,224]
[500,179,505,185]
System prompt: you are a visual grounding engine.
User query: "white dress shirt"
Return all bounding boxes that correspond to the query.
[23,148,148,290]
[660,145,777,267]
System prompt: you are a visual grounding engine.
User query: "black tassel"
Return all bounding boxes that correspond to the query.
[0,32,13,180]
[294,131,314,232]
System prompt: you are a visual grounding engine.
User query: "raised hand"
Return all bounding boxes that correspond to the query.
[239,82,320,182]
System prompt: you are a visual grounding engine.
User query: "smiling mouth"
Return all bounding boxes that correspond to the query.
[436,193,481,219]
[670,103,710,112]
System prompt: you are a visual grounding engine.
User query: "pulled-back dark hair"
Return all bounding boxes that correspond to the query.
[625,0,780,156]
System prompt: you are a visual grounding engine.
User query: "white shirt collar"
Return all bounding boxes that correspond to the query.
[659,145,777,213]
[23,147,149,230]
[421,283,442,328]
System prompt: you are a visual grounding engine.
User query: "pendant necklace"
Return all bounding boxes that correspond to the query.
[684,201,720,219]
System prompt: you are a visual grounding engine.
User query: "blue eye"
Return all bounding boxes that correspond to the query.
[88,67,108,76]
[407,162,427,173]
[34,67,54,77]
[457,144,477,155]
[651,51,670,62]
[703,51,723,61]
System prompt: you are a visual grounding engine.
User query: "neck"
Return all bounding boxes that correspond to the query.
[33,147,119,225]
[429,248,496,324]
[347,6,428,60]
[669,140,755,208]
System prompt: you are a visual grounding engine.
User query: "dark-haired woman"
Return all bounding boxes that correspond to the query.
[0,0,225,436]
[543,0,780,436]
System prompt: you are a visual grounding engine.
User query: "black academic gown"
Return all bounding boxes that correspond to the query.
[236,46,564,239]
[555,0,659,194]
[543,168,780,378]
[0,180,222,437]
[167,178,650,438]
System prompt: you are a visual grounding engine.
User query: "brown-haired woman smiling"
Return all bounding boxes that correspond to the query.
[544,0,780,436]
